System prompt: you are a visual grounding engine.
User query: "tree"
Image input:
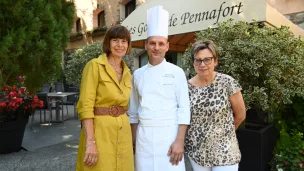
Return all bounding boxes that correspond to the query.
[182,19,304,117]
[0,0,75,92]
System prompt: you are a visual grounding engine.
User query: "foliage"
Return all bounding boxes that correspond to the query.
[86,26,107,35]
[182,19,304,116]
[276,96,304,133]
[64,41,103,88]
[0,76,44,122]
[0,0,75,92]
[270,129,304,171]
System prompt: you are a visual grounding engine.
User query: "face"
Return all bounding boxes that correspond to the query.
[109,38,128,58]
[193,49,217,76]
[145,36,169,60]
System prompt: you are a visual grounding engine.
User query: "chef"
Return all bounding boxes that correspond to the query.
[127,5,191,171]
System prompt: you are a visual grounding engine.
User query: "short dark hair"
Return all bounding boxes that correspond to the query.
[191,40,218,62]
[102,25,132,56]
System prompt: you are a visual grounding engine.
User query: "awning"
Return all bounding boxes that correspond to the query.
[122,0,304,52]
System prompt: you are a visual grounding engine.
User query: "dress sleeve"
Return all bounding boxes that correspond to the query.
[227,76,242,96]
[175,69,191,125]
[127,76,139,124]
[76,60,99,120]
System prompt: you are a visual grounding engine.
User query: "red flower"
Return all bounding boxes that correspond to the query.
[284,161,288,166]
[0,101,7,108]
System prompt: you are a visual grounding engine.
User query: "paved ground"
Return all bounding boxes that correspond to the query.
[0,106,193,171]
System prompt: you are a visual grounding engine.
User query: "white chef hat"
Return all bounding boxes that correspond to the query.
[146,5,169,38]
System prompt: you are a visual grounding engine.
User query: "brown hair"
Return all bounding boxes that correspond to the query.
[102,25,132,56]
[190,40,218,62]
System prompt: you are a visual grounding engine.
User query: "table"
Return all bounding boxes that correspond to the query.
[47,92,78,122]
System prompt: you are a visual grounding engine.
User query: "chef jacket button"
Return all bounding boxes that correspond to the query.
[118,154,121,158]
[119,90,123,94]
[117,141,120,144]
[120,127,123,130]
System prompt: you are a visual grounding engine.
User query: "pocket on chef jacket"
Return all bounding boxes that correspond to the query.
[161,77,176,99]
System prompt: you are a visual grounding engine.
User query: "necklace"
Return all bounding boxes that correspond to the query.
[108,60,123,74]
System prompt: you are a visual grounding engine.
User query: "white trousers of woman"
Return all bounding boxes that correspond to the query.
[189,158,239,171]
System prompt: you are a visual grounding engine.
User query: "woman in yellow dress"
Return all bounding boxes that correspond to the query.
[76,25,134,171]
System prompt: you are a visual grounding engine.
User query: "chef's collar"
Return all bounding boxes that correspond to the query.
[147,58,166,68]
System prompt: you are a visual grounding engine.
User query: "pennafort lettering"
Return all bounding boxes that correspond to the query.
[179,2,243,25]
[126,1,244,37]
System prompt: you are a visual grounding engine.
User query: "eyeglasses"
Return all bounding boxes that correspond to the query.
[193,57,214,66]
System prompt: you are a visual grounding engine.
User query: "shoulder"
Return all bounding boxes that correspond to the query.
[165,62,185,75]
[216,72,235,82]
[133,65,147,77]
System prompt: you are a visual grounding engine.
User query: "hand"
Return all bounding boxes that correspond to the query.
[83,140,98,168]
[167,139,184,165]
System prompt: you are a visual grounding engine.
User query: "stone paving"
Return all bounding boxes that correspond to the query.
[0,106,193,171]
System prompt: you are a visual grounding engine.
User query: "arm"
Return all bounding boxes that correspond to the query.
[77,60,99,167]
[127,76,140,152]
[229,91,246,129]
[168,69,191,165]
[168,125,188,165]
[131,124,138,153]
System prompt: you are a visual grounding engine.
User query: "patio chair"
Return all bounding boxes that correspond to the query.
[54,82,64,92]
[41,83,51,93]
[30,93,56,129]
[62,87,79,118]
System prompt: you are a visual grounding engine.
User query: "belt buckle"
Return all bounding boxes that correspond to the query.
[110,106,119,117]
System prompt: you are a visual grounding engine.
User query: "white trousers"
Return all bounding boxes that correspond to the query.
[135,124,185,171]
[189,158,239,171]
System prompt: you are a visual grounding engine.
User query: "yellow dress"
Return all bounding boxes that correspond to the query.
[76,53,134,171]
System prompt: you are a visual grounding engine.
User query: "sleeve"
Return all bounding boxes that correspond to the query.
[227,76,242,96]
[175,69,191,125]
[76,60,99,120]
[127,76,139,124]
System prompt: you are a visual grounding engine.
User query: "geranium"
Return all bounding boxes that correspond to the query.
[0,76,44,122]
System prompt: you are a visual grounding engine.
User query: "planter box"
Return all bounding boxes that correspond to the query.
[0,114,29,154]
[91,29,106,37]
[237,123,278,171]
[69,35,83,42]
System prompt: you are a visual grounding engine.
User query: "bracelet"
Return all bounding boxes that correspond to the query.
[86,140,96,148]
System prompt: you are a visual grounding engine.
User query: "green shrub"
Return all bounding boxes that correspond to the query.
[277,96,304,133]
[64,41,103,88]
[270,129,304,171]
[182,19,304,116]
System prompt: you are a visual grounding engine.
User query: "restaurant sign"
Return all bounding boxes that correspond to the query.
[122,0,266,41]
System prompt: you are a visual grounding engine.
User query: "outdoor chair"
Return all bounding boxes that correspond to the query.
[30,93,56,129]
[62,87,79,118]
[54,82,64,92]
[40,83,51,93]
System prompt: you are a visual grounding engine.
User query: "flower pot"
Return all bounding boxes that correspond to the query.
[0,113,29,154]
[236,123,278,171]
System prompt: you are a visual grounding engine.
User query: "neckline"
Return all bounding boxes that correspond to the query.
[188,72,218,88]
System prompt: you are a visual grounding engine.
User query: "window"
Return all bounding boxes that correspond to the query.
[76,18,81,32]
[285,11,304,29]
[98,11,105,28]
[125,0,136,18]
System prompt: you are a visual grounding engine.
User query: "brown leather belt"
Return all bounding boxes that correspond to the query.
[94,106,126,117]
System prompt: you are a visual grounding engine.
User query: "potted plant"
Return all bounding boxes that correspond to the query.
[87,26,107,37]
[0,76,44,154]
[182,19,304,171]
